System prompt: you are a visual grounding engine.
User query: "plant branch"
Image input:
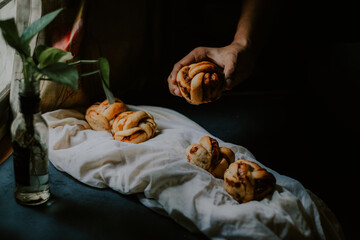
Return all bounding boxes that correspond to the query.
[80,70,100,77]
[68,60,98,66]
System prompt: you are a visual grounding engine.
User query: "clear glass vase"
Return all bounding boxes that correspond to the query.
[10,78,50,206]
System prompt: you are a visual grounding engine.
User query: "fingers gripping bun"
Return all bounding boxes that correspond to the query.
[176,61,225,105]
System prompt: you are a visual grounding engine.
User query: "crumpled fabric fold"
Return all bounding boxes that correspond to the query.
[43,105,344,240]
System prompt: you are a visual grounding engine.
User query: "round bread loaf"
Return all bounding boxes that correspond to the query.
[224,159,276,203]
[176,61,225,105]
[112,110,157,144]
[186,136,235,178]
[85,98,127,131]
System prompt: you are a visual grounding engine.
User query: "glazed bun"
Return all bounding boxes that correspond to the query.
[186,136,235,178]
[224,159,276,203]
[176,61,225,105]
[112,111,157,144]
[85,98,127,131]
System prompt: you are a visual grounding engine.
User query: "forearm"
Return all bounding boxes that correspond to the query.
[233,0,277,52]
[168,0,278,95]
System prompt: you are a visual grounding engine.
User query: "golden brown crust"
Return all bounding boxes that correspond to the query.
[186,136,235,178]
[112,110,157,144]
[186,144,212,170]
[85,98,127,131]
[224,159,276,203]
[176,61,225,105]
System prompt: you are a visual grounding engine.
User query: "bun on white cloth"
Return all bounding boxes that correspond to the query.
[43,105,344,240]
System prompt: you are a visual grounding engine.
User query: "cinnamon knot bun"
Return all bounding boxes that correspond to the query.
[176,61,225,105]
[224,159,276,203]
[112,111,157,144]
[85,98,127,131]
[186,136,235,178]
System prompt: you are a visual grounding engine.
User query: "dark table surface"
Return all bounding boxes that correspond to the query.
[0,91,357,239]
[0,155,208,240]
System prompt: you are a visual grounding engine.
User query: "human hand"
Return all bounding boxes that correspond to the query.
[167,42,256,97]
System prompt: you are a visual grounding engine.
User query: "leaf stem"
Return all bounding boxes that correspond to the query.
[68,60,98,66]
[80,70,100,77]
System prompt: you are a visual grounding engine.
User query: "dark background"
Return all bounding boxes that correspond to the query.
[46,0,360,238]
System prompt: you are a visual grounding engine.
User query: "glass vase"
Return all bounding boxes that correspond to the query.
[10,78,50,205]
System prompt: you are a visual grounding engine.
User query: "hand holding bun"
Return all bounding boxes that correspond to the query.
[224,159,276,203]
[112,111,157,144]
[85,98,127,131]
[176,61,225,105]
[186,136,235,178]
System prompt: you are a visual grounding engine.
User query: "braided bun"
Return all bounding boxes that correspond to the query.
[176,61,225,105]
[112,111,157,144]
[85,98,127,131]
[186,136,235,178]
[224,159,276,203]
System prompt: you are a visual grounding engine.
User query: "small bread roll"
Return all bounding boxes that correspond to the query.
[224,159,276,203]
[186,136,235,178]
[210,147,235,178]
[176,61,225,105]
[186,144,212,170]
[85,98,127,131]
[112,111,157,144]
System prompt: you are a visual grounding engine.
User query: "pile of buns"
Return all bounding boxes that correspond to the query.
[84,63,275,203]
[186,136,276,203]
[85,98,157,144]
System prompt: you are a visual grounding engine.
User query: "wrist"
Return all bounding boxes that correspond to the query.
[230,34,253,55]
[232,26,253,50]
[231,31,261,57]
[231,36,250,49]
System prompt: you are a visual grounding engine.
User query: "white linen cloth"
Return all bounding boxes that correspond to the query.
[43,105,344,240]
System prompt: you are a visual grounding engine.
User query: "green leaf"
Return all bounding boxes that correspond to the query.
[98,57,110,87]
[33,45,49,64]
[101,80,115,104]
[97,57,114,103]
[40,62,79,90]
[26,56,37,68]
[0,19,23,54]
[37,47,73,69]
[20,8,63,53]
